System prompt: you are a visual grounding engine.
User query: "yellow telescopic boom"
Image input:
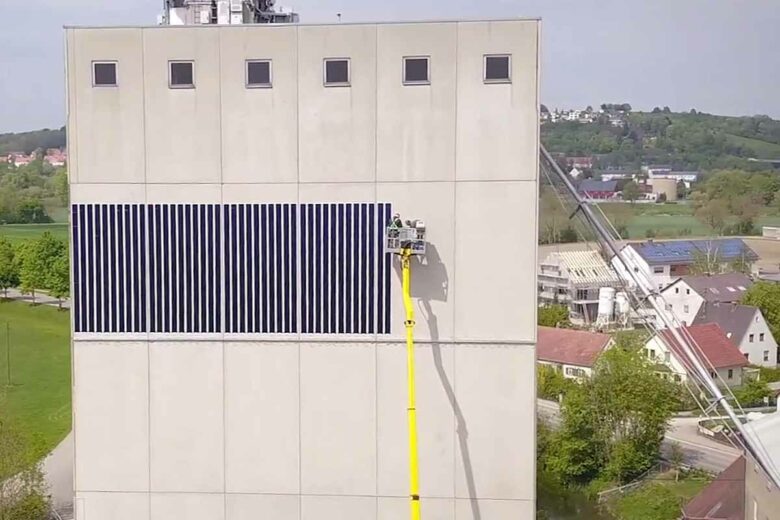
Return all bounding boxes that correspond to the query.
[401,247,421,520]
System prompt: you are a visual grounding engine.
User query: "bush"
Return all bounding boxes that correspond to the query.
[645,228,657,238]
[732,379,772,408]
[538,304,570,328]
[538,364,574,401]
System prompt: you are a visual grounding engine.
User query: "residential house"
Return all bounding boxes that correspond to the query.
[44,148,67,166]
[682,456,745,520]
[537,326,614,379]
[566,156,594,170]
[644,323,749,387]
[612,239,759,292]
[9,153,34,167]
[659,273,753,326]
[538,250,620,325]
[578,179,618,200]
[693,302,778,367]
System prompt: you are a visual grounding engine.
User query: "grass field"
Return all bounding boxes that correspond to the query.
[609,471,711,520]
[0,300,71,458]
[0,223,69,245]
[726,134,780,160]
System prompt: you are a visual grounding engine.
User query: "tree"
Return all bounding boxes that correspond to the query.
[622,181,641,204]
[743,282,780,340]
[16,242,43,304]
[694,198,728,235]
[0,420,51,520]
[689,244,724,275]
[537,364,574,401]
[53,169,69,206]
[0,237,17,298]
[538,304,570,328]
[47,250,69,309]
[732,378,772,408]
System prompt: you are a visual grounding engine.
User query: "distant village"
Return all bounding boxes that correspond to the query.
[540,103,630,127]
[2,148,67,168]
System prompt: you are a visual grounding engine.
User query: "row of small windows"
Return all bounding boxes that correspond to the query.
[91,54,512,89]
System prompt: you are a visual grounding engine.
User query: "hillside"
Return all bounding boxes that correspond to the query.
[0,127,66,154]
[542,111,780,172]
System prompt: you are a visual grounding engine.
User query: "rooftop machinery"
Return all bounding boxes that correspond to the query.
[386,215,427,520]
[160,0,298,25]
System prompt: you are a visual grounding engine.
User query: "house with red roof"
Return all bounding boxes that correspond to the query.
[537,326,614,379]
[643,323,749,387]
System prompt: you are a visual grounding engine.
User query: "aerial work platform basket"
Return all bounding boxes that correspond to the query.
[385,215,426,256]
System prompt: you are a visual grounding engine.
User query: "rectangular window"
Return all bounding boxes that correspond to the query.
[93,61,118,87]
[683,304,689,313]
[760,333,765,341]
[246,60,272,88]
[728,369,733,379]
[674,374,681,382]
[675,287,679,294]
[710,371,716,378]
[484,54,511,83]
[324,58,350,86]
[764,350,770,362]
[653,266,664,274]
[686,289,690,295]
[750,333,755,343]
[403,56,430,85]
[664,352,670,363]
[169,61,195,88]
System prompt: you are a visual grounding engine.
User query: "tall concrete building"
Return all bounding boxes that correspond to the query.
[66,19,539,520]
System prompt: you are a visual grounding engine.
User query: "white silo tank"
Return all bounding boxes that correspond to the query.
[597,287,616,323]
[615,291,630,324]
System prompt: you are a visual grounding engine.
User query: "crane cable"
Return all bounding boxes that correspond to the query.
[401,247,422,520]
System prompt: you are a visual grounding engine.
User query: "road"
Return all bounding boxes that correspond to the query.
[538,399,740,474]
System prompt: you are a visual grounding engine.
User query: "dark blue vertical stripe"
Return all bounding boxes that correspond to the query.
[197,205,205,332]
[131,205,139,332]
[291,205,297,334]
[238,205,246,333]
[352,204,360,334]
[116,206,125,333]
[329,204,337,334]
[360,204,368,334]
[376,204,385,334]
[384,204,392,333]
[322,204,330,333]
[162,205,170,333]
[230,205,238,333]
[184,205,192,333]
[273,204,282,334]
[71,206,80,332]
[101,204,110,332]
[206,205,214,333]
[306,204,314,334]
[93,205,102,332]
[338,204,345,333]
[247,205,255,333]
[367,204,375,334]
[344,204,353,334]
[260,205,268,333]
[139,204,146,333]
[282,204,290,333]
[108,205,116,332]
[176,205,185,332]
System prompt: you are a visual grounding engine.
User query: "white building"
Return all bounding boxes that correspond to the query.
[644,323,749,387]
[658,273,752,326]
[66,19,540,520]
[612,239,758,292]
[693,303,778,368]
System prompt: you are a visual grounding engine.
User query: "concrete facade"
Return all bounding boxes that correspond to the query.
[67,20,539,520]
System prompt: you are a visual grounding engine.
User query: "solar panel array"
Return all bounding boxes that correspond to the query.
[72,203,392,335]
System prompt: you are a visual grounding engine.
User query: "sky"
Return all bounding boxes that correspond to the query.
[0,0,778,133]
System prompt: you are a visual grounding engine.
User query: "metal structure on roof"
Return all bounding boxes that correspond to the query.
[553,250,619,286]
[629,238,759,265]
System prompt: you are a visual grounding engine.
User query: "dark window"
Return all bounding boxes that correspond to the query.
[246,60,272,88]
[760,333,765,341]
[93,62,117,86]
[169,61,194,88]
[324,58,350,86]
[403,57,429,84]
[728,369,733,379]
[484,55,511,83]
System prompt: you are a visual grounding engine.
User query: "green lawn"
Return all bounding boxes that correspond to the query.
[609,472,711,520]
[0,300,71,458]
[0,223,68,245]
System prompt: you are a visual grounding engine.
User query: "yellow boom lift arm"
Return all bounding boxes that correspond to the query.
[401,247,421,520]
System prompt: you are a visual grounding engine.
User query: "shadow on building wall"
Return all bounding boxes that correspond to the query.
[394,242,481,519]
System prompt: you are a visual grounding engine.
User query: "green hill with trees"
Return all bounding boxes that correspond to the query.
[0,127,66,155]
[542,110,780,171]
